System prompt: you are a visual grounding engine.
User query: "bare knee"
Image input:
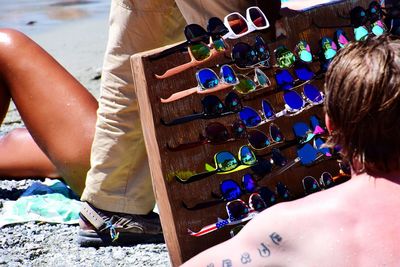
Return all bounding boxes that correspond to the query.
[0,127,30,145]
[0,28,26,44]
[0,128,40,155]
[0,29,30,61]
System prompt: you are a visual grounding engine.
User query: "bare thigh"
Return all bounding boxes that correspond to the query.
[0,29,98,193]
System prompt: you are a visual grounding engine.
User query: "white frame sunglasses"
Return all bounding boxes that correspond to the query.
[223,6,270,39]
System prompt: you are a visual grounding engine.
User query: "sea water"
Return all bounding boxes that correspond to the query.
[0,0,110,34]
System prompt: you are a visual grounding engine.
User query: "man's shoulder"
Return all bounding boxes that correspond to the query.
[230,187,350,266]
[245,182,354,244]
[233,184,355,263]
[261,182,351,222]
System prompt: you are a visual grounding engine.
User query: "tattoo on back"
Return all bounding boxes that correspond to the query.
[241,252,252,264]
[270,232,283,245]
[257,232,283,258]
[222,259,232,267]
[258,242,271,257]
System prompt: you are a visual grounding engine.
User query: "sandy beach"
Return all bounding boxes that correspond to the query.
[0,2,171,266]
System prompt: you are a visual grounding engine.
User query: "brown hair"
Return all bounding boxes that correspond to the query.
[324,34,400,173]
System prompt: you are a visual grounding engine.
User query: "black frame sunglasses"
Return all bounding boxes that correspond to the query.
[166,120,247,151]
[160,91,242,126]
[166,119,288,152]
[150,17,228,60]
[182,173,277,210]
[302,171,336,196]
[218,35,270,69]
[275,181,293,201]
[230,35,271,69]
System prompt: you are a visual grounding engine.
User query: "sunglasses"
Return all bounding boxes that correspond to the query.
[350,1,387,39]
[350,5,373,27]
[154,22,229,79]
[352,14,387,41]
[249,148,291,179]
[274,37,337,75]
[232,67,272,95]
[155,17,228,57]
[222,6,270,39]
[315,36,341,73]
[292,115,327,144]
[333,29,351,49]
[302,176,322,195]
[167,120,247,151]
[161,64,239,103]
[167,119,284,152]
[302,172,335,195]
[186,18,229,43]
[155,39,228,79]
[250,115,325,161]
[274,45,297,69]
[274,41,319,70]
[247,123,285,150]
[230,36,271,69]
[275,181,293,201]
[294,40,314,63]
[175,145,258,183]
[239,85,324,128]
[274,63,318,90]
[161,91,242,126]
[183,173,277,210]
[269,140,334,180]
[298,138,333,163]
[188,193,265,237]
[319,37,338,62]
[319,171,335,189]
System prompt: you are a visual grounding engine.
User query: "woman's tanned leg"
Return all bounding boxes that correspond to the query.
[0,128,59,178]
[0,29,98,194]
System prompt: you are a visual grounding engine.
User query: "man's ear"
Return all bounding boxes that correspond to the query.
[325,113,334,134]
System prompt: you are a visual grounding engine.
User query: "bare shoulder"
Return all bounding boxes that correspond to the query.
[180,189,349,267]
[245,182,351,238]
[232,177,400,266]
[226,187,349,266]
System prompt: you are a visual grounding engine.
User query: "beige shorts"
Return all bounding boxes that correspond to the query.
[81,0,259,214]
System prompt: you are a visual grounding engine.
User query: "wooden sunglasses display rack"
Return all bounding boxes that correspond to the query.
[130,0,371,265]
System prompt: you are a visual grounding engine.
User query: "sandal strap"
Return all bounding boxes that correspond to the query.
[80,202,106,230]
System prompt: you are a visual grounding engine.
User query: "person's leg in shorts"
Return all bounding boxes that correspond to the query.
[78,0,186,246]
